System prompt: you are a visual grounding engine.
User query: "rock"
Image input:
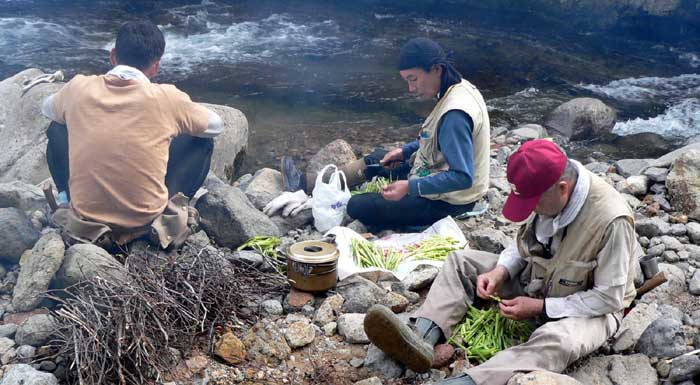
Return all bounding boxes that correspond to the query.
[323,322,337,336]
[15,314,55,347]
[242,168,284,211]
[649,142,700,168]
[337,313,369,344]
[612,303,662,352]
[0,363,58,385]
[670,223,687,236]
[569,354,656,385]
[401,265,439,291]
[0,208,40,264]
[381,291,409,313]
[347,220,368,234]
[635,318,689,358]
[185,230,211,249]
[284,321,315,348]
[307,139,357,175]
[261,299,283,315]
[432,343,455,369]
[0,181,46,212]
[689,270,700,295]
[286,288,314,310]
[196,181,280,248]
[184,353,209,374]
[12,232,65,312]
[0,69,63,184]
[0,348,15,365]
[363,344,403,378]
[200,103,248,183]
[615,159,652,178]
[668,355,700,382]
[585,161,612,174]
[635,217,671,238]
[687,222,700,244]
[646,243,665,257]
[53,244,127,288]
[0,338,14,356]
[270,209,313,235]
[241,320,291,365]
[354,377,383,385]
[336,275,385,314]
[229,250,265,268]
[621,193,641,210]
[509,371,583,385]
[506,124,548,141]
[15,345,35,363]
[625,175,648,196]
[470,229,509,253]
[660,235,684,251]
[666,150,700,220]
[640,263,687,305]
[0,324,17,339]
[643,167,668,183]
[613,132,671,158]
[313,294,344,325]
[544,97,616,140]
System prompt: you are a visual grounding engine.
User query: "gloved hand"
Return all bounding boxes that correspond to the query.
[263,190,312,217]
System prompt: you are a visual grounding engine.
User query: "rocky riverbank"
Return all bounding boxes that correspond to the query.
[0,68,699,384]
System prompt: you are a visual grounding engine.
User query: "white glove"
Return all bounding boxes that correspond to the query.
[263,190,311,217]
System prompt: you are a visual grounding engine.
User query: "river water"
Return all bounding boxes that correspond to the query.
[1,0,698,173]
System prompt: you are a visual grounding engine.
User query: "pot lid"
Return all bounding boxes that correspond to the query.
[288,240,338,264]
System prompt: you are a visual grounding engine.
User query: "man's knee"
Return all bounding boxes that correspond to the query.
[46,121,67,141]
[347,195,365,220]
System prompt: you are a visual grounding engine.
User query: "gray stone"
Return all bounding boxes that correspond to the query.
[15,345,35,363]
[364,344,403,378]
[200,103,248,183]
[0,364,58,385]
[470,229,509,254]
[0,348,15,365]
[650,183,667,194]
[635,318,689,358]
[336,275,385,314]
[640,263,688,305]
[337,313,369,344]
[670,223,687,236]
[242,168,284,211]
[229,250,265,268]
[585,161,612,174]
[615,159,653,178]
[612,303,662,352]
[621,193,641,210]
[0,181,46,212]
[0,324,17,339]
[649,142,700,168]
[0,338,14,356]
[635,217,671,238]
[663,250,680,263]
[196,181,280,248]
[496,146,512,164]
[666,150,700,220]
[15,314,55,347]
[347,220,368,234]
[241,319,290,365]
[685,244,700,261]
[668,355,700,382]
[284,321,315,348]
[261,299,283,315]
[401,265,439,291]
[0,207,40,264]
[569,354,657,385]
[313,294,344,326]
[687,222,700,244]
[643,167,668,183]
[322,322,337,337]
[270,209,313,235]
[12,232,65,312]
[657,304,684,322]
[509,371,582,385]
[506,124,548,141]
[53,244,127,288]
[354,377,383,385]
[646,244,665,257]
[544,97,616,140]
[306,139,357,175]
[350,357,364,368]
[689,270,700,295]
[38,360,56,372]
[625,175,648,196]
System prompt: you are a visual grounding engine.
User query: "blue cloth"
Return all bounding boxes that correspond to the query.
[407,110,475,196]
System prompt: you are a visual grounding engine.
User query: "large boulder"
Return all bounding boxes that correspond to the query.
[544,98,616,140]
[335,275,386,314]
[53,243,127,288]
[0,207,40,264]
[196,177,280,248]
[649,142,700,168]
[306,139,357,175]
[193,103,248,182]
[614,159,652,178]
[242,168,284,211]
[0,69,63,184]
[666,149,700,220]
[568,354,657,385]
[635,318,689,358]
[12,232,65,312]
[0,181,46,212]
[611,303,661,352]
[0,364,58,385]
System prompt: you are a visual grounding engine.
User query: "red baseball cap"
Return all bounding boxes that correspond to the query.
[502,139,567,222]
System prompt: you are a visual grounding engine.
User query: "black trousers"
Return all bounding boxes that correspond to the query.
[46,121,213,200]
[347,160,476,229]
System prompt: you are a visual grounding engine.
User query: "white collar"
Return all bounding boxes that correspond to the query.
[535,160,590,241]
[106,65,150,83]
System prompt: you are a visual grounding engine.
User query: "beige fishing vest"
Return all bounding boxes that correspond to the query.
[516,170,637,307]
[408,79,490,205]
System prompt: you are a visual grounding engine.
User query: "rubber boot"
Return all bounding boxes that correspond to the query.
[305,158,368,193]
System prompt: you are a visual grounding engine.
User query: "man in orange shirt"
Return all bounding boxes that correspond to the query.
[41,21,223,248]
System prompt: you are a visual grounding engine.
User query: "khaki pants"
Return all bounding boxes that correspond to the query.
[413,250,619,385]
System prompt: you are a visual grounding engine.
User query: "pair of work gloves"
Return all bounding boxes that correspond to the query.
[263,190,312,217]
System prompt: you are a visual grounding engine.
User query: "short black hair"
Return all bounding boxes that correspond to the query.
[114,21,165,70]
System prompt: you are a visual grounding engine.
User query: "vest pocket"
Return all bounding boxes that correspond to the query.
[549,260,597,298]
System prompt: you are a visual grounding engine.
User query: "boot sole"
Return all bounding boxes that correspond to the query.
[364,305,433,373]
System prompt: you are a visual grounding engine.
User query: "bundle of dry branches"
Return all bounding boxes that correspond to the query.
[48,243,288,385]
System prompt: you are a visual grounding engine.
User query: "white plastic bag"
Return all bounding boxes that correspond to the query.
[312,164,352,232]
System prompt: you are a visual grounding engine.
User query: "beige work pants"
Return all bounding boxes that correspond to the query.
[413,250,619,385]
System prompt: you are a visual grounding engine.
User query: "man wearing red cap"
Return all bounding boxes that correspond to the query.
[364,139,640,384]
